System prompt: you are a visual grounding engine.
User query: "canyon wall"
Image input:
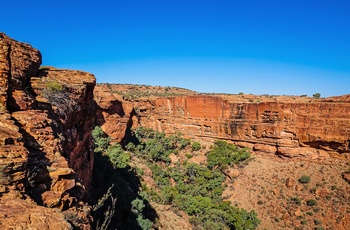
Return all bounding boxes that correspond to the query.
[0,33,95,229]
[95,84,350,160]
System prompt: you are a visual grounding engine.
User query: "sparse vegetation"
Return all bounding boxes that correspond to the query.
[110,88,188,100]
[299,175,311,184]
[127,127,260,229]
[42,80,77,117]
[91,126,155,229]
[91,121,349,229]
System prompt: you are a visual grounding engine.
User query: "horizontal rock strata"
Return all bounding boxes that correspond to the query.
[95,84,350,160]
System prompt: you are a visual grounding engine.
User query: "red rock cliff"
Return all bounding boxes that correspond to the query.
[95,84,350,160]
[0,33,96,229]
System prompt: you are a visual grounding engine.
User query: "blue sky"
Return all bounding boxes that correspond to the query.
[1,0,349,97]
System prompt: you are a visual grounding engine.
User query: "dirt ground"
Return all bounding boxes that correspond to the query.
[224,153,350,230]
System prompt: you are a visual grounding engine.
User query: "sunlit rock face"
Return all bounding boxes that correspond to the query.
[0,33,96,229]
[95,84,350,161]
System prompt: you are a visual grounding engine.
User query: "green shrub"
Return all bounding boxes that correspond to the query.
[46,81,63,92]
[291,197,302,205]
[206,140,250,170]
[105,144,130,168]
[132,127,191,163]
[313,93,321,99]
[131,198,145,214]
[314,219,322,225]
[191,141,201,151]
[301,220,307,225]
[299,175,311,184]
[131,198,153,230]
[92,126,110,153]
[315,227,325,230]
[136,216,153,230]
[306,199,317,206]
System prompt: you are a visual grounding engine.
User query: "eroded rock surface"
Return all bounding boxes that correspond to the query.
[95,84,350,161]
[0,33,95,229]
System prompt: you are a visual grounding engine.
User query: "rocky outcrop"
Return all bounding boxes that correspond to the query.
[95,84,350,160]
[0,193,72,230]
[94,84,134,142]
[0,33,95,228]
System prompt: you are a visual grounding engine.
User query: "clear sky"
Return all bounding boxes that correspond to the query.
[1,0,349,97]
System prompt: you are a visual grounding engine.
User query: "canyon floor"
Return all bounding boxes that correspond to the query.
[224,153,350,230]
[128,137,350,230]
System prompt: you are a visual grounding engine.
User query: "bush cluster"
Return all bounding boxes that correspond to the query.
[91,126,154,229]
[207,140,251,170]
[129,128,260,229]
[131,127,190,163]
[92,126,110,153]
[92,126,260,229]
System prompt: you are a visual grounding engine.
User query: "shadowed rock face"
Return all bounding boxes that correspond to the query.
[95,84,350,160]
[0,33,95,229]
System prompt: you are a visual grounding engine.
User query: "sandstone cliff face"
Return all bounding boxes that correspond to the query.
[0,33,95,229]
[95,84,350,160]
[151,96,350,159]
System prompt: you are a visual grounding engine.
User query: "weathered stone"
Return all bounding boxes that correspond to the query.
[0,194,72,230]
[315,187,330,198]
[95,84,350,161]
[33,67,96,189]
[285,178,295,188]
[342,172,350,184]
[0,33,95,229]
[253,144,277,154]
[277,147,329,159]
[294,208,302,217]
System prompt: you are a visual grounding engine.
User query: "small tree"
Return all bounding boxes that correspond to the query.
[106,144,130,168]
[92,126,110,153]
[192,141,201,152]
[313,93,321,99]
[131,198,153,230]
